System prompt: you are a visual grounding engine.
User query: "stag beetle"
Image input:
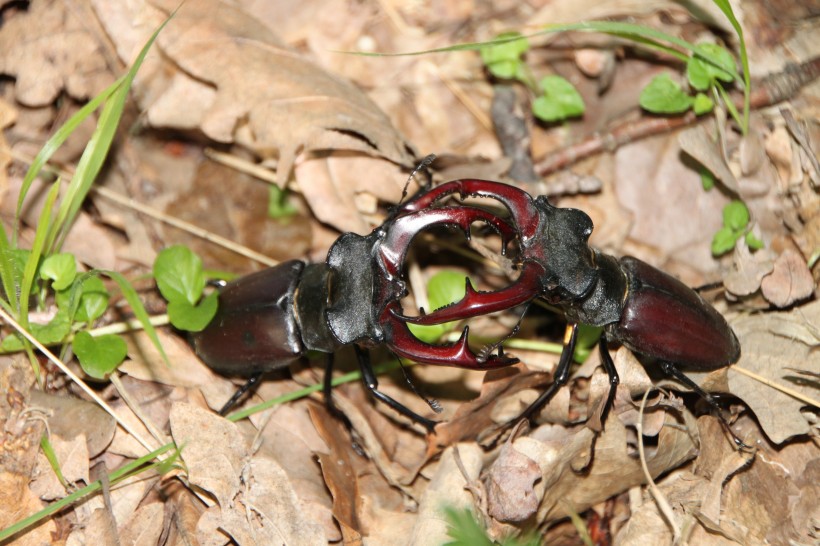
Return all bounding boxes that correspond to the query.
[191,194,520,427]
[396,180,741,429]
[192,178,741,436]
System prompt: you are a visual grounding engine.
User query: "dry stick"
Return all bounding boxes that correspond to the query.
[729,365,819,408]
[0,306,159,455]
[92,186,279,267]
[535,57,820,176]
[636,389,682,544]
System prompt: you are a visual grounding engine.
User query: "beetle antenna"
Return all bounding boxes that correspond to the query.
[477,304,529,362]
[397,358,443,413]
[399,154,437,207]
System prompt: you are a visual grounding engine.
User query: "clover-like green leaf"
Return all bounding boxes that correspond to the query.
[687,43,736,91]
[167,291,219,332]
[154,245,206,305]
[532,75,585,122]
[73,331,127,379]
[640,74,694,114]
[40,253,77,291]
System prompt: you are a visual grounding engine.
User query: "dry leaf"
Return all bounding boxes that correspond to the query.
[409,444,483,546]
[724,241,774,297]
[29,391,116,458]
[706,300,820,443]
[760,249,815,307]
[485,442,542,522]
[0,0,113,105]
[169,403,248,508]
[118,502,165,546]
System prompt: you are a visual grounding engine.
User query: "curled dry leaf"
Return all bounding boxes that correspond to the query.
[409,444,484,546]
[760,248,815,307]
[517,405,697,523]
[485,442,542,523]
[700,299,820,444]
[724,240,774,297]
[93,0,414,193]
[0,0,113,106]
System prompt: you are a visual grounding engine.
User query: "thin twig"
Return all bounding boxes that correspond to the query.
[0,306,159,455]
[535,57,820,176]
[636,388,681,544]
[729,365,820,408]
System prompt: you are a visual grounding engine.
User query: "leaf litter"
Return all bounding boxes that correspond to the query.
[0,0,818,544]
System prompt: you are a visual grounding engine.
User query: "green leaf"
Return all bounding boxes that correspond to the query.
[153,245,206,305]
[407,271,467,344]
[40,253,77,291]
[75,277,110,323]
[639,74,693,114]
[480,32,528,79]
[1,309,73,352]
[711,226,740,256]
[692,92,714,115]
[444,508,494,546]
[73,331,127,379]
[700,167,716,191]
[722,200,750,231]
[532,75,585,122]
[687,43,736,90]
[268,185,298,219]
[745,231,764,250]
[167,291,219,332]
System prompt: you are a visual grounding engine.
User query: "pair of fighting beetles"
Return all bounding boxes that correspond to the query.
[191,173,741,438]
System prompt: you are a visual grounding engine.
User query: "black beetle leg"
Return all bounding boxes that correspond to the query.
[511,323,579,424]
[659,361,749,449]
[218,372,264,416]
[597,334,620,423]
[354,346,438,432]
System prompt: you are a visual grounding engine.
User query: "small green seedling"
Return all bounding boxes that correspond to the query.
[444,507,540,546]
[480,31,530,82]
[711,200,764,256]
[153,245,219,332]
[480,33,584,123]
[532,75,586,123]
[640,42,740,119]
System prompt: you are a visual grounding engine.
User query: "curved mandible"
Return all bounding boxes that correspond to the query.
[377,205,517,278]
[398,179,542,240]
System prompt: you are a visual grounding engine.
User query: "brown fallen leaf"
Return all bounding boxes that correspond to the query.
[311,405,364,544]
[693,300,820,444]
[0,0,113,106]
[93,0,414,211]
[485,441,542,523]
[724,240,774,297]
[760,248,815,307]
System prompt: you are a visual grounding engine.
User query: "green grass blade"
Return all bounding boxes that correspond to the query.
[13,81,121,246]
[50,15,174,251]
[0,223,19,315]
[710,0,750,133]
[0,443,177,542]
[18,183,61,322]
[104,270,169,365]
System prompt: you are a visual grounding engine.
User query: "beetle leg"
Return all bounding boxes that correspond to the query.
[659,361,750,449]
[218,372,264,416]
[355,346,438,431]
[597,334,620,423]
[509,323,579,424]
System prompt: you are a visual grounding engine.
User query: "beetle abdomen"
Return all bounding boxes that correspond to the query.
[611,257,740,370]
[191,261,306,375]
